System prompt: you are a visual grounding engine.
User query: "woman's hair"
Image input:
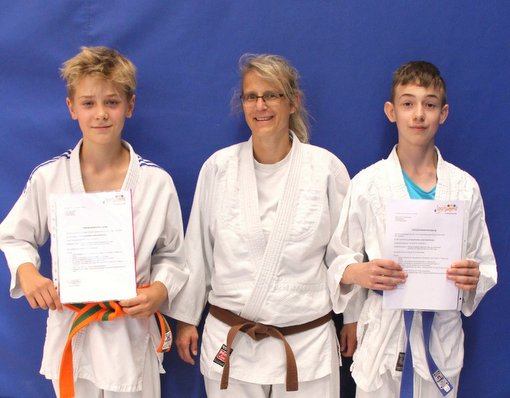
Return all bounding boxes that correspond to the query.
[60,46,136,100]
[233,53,310,143]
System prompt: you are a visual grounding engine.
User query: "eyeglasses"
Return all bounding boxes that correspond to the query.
[240,91,285,104]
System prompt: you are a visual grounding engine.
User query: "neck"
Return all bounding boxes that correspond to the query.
[396,143,438,191]
[396,142,437,171]
[252,132,292,164]
[80,140,127,170]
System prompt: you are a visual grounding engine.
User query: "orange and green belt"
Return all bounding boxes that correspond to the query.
[59,300,172,398]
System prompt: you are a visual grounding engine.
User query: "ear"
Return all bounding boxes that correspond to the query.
[439,104,449,125]
[384,101,396,122]
[66,97,78,120]
[289,94,300,115]
[126,95,135,118]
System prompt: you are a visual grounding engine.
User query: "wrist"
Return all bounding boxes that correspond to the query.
[17,262,38,281]
[342,263,358,285]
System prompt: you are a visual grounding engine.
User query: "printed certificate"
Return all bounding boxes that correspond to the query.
[383,200,466,311]
[50,191,137,303]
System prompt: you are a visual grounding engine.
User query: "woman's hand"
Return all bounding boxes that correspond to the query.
[176,321,199,365]
[339,322,357,357]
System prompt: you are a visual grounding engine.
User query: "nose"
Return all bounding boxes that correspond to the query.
[96,108,109,120]
[255,96,268,110]
[414,104,425,120]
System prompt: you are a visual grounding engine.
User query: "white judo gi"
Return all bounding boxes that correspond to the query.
[329,146,497,395]
[0,140,188,392]
[170,133,354,390]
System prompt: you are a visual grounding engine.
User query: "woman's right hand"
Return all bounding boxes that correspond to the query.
[176,321,199,365]
[18,262,63,311]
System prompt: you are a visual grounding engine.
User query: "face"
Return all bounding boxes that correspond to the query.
[66,75,135,146]
[384,83,448,148]
[242,71,296,140]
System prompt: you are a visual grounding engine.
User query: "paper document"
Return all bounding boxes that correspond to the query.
[383,200,466,311]
[50,191,137,303]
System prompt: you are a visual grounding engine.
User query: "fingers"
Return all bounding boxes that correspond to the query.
[18,263,62,311]
[371,258,404,271]
[120,282,167,318]
[120,295,150,318]
[342,339,357,357]
[448,260,480,275]
[343,259,406,288]
[177,337,197,364]
[447,260,480,291]
[339,323,357,357]
[364,259,407,290]
[339,328,347,352]
[33,285,62,311]
[176,322,198,365]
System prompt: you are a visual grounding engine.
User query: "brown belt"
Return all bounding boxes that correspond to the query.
[209,304,332,391]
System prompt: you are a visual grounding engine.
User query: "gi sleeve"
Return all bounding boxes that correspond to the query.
[461,180,497,316]
[0,174,50,298]
[168,161,214,325]
[149,174,189,315]
[326,177,366,321]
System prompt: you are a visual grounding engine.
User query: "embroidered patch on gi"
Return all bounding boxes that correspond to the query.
[213,344,232,367]
[162,330,173,351]
[433,369,452,392]
[396,352,405,371]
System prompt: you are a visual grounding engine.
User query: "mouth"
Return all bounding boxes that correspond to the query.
[254,116,273,122]
[93,125,113,129]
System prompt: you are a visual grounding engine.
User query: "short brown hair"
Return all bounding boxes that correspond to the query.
[391,61,447,105]
[60,46,136,100]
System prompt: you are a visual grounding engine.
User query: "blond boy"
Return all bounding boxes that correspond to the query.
[0,46,187,397]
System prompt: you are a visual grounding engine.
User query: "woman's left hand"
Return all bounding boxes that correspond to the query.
[339,322,357,357]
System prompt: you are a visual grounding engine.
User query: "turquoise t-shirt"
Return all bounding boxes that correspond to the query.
[402,170,436,200]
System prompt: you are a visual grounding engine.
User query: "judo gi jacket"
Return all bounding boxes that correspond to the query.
[0,140,187,392]
[170,134,354,385]
[329,146,497,392]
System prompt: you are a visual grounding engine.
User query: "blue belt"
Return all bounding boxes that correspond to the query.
[374,291,453,396]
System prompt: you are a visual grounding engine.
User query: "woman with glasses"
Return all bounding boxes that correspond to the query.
[170,54,355,398]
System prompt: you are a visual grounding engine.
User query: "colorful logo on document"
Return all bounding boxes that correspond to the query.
[434,203,458,214]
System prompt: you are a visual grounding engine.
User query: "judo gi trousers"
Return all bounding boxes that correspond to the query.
[355,371,460,398]
[52,341,160,398]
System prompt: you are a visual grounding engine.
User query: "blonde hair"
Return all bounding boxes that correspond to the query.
[234,53,310,143]
[60,46,136,100]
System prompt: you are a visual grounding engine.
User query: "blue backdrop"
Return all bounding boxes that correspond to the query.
[0,1,508,397]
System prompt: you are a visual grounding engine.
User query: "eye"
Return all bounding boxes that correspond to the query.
[402,101,413,108]
[263,92,280,101]
[242,93,258,102]
[81,101,94,107]
[106,99,120,107]
[425,102,437,109]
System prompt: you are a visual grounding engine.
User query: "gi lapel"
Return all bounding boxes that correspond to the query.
[434,148,469,265]
[388,146,409,200]
[240,133,303,321]
[238,137,267,270]
[69,140,86,193]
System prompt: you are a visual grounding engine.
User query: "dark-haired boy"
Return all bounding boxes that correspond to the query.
[335,61,497,397]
